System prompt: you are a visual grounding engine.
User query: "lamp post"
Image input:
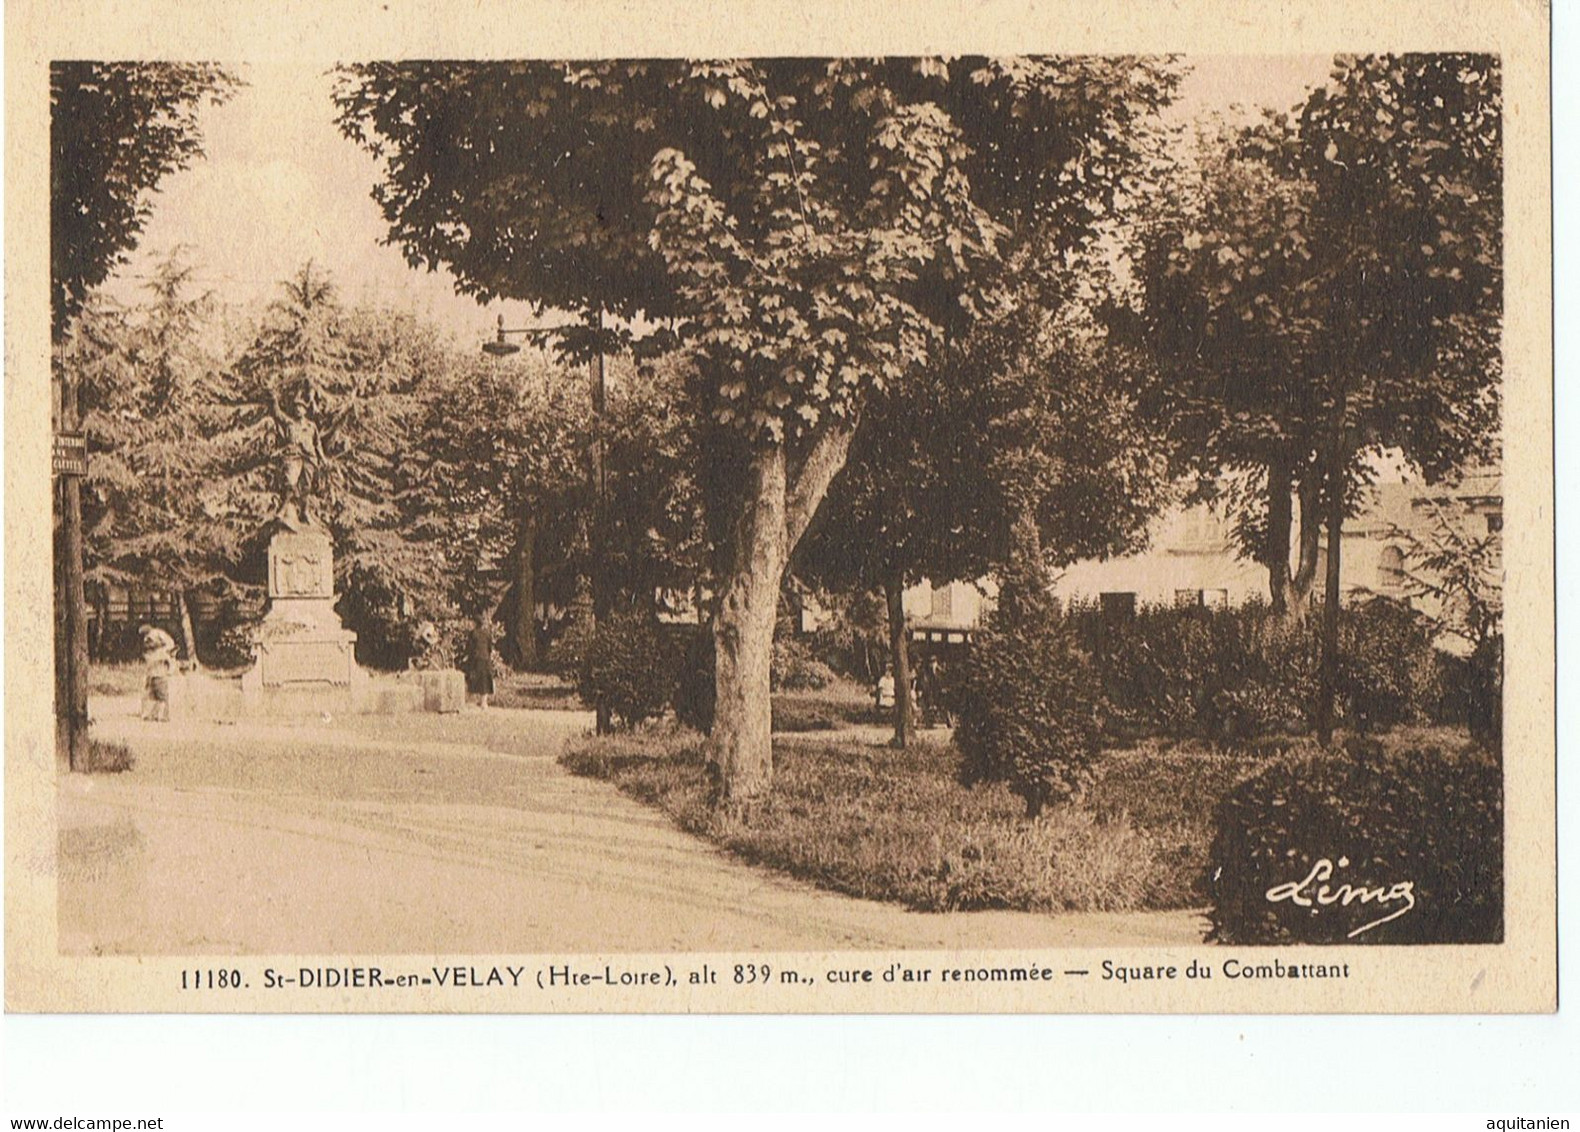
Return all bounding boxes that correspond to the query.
[483,312,612,734]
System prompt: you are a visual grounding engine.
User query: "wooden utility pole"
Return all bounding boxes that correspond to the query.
[54,368,91,771]
[589,312,612,735]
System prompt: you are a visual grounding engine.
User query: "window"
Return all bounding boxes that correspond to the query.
[1486,513,1503,534]
[1174,588,1203,608]
[931,583,954,619]
[1203,588,1230,610]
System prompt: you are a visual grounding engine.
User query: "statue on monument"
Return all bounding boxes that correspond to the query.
[268,382,351,530]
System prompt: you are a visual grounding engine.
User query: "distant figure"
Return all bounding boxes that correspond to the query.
[465,618,496,709]
[139,624,178,722]
[874,671,896,710]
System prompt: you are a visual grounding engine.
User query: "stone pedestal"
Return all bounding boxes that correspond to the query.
[241,527,365,700]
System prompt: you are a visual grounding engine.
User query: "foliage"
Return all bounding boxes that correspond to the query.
[670,625,717,735]
[70,251,234,597]
[1067,599,1442,740]
[1394,499,1504,649]
[1465,634,1503,749]
[1128,54,1503,608]
[561,734,1167,914]
[770,634,836,692]
[406,348,589,620]
[50,62,239,340]
[1335,597,1438,733]
[335,56,1184,794]
[576,609,678,730]
[83,738,136,775]
[956,591,1105,818]
[1205,742,1502,944]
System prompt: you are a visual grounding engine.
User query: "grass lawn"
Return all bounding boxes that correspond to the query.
[561,724,1481,915]
[772,679,887,732]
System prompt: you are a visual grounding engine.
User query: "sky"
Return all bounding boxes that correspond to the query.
[103,55,1336,345]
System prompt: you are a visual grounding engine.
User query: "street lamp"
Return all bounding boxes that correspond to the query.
[480,309,613,734]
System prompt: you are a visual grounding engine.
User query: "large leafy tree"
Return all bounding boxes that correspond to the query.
[51,62,239,342]
[335,57,1179,800]
[1138,58,1499,584]
[70,250,232,656]
[202,264,451,661]
[52,61,236,769]
[1133,54,1500,738]
[800,294,1170,747]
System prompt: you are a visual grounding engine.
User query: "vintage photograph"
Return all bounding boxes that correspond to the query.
[9,0,1554,1019]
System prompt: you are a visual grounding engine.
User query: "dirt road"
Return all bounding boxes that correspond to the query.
[59,697,1206,954]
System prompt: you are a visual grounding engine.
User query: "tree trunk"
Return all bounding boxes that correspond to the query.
[1265,456,1295,615]
[589,337,612,735]
[884,573,915,749]
[177,589,199,665]
[1316,419,1347,748]
[57,471,90,772]
[1290,476,1323,611]
[513,512,539,669]
[706,422,855,805]
[55,365,91,773]
[708,444,787,804]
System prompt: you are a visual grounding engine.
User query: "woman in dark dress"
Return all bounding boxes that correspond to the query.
[465,617,495,708]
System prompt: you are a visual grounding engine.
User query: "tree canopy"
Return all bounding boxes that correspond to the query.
[335,56,1183,798]
[51,62,239,341]
[1130,53,1501,612]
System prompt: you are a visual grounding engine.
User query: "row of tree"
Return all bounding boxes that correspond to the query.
[54,55,1501,801]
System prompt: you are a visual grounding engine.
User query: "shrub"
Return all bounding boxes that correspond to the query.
[1066,599,1443,741]
[671,625,716,734]
[1466,634,1503,749]
[84,738,135,774]
[577,609,677,730]
[1336,597,1436,732]
[545,594,596,677]
[1205,742,1502,944]
[956,609,1104,817]
[771,634,837,692]
[208,621,260,670]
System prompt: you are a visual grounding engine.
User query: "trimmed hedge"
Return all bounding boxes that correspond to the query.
[956,612,1104,818]
[1205,742,1502,944]
[1067,598,1466,742]
[577,609,677,730]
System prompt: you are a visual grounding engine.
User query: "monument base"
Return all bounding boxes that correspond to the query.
[222,525,466,719]
[171,669,467,721]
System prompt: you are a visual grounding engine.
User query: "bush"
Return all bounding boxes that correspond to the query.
[956,608,1104,817]
[84,738,135,774]
[545,594,596,677]
[1466,634,1503,749]
[1336,597,1436,732]
[1205,742,1502,944]
[577,609,677,730]
[771,634,837,692]
[208,621,260,670]
[671,625,716,734]
[1066,598,1444,741]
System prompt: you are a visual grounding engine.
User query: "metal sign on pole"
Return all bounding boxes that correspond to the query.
[53,431,88,477]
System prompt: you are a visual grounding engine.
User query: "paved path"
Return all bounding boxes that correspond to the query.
[59,697,1206,955]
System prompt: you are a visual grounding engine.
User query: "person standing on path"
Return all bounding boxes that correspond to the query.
[138,624,178,721]
[465,616,495,709]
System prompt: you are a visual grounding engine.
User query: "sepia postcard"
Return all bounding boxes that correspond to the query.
[5,0,1555,1014]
